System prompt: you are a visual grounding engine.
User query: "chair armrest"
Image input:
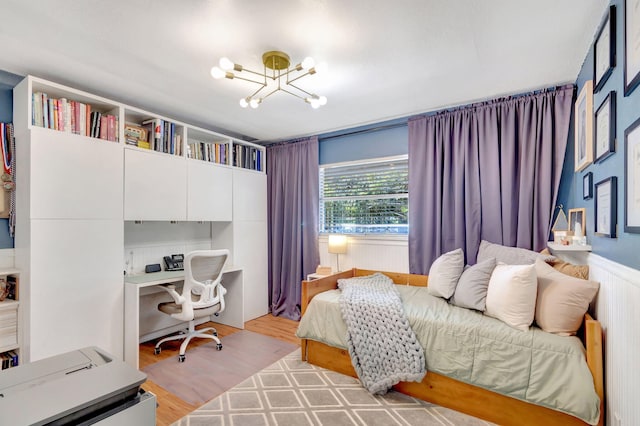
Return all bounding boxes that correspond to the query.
[159,284,185,304]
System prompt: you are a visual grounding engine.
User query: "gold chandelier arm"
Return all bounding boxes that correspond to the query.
[230,74,267,87]
[287,69,315,85]
[279,87,307,101]
[286,83,314,98]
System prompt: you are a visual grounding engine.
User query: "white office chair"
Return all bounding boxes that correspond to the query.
[154,249,229,362]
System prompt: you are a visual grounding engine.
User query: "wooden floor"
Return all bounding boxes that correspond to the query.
[139,314,300,426]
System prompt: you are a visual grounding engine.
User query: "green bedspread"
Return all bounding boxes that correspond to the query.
[296,285,600,425]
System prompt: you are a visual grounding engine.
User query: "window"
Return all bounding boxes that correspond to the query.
[319,156,408,234]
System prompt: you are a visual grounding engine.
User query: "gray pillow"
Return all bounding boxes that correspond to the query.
[427,248,464,299]
[476,240,554,265]
[450,258,497,311]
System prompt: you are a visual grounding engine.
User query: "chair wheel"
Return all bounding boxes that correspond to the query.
[212,331,218,337]
[154,347,161,355]
[178,354,185,362]
[216,343,223,351]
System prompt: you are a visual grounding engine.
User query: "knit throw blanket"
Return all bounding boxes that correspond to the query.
[338,273,426,394]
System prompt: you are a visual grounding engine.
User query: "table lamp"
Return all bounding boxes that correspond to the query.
[327,234,348,272]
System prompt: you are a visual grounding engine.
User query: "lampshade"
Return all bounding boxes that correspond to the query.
[327,235,347,254]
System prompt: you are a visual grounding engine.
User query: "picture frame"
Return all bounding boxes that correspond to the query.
[625,0,640,95]
[574,80,594,171]
[594,91,616,163]
[595,176,618,238]
[624,116,640,232]
[568,208,586,237]
[583,172,594,200]
[595,5,616,92]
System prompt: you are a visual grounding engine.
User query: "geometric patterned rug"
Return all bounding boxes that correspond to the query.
[173,349,494,426]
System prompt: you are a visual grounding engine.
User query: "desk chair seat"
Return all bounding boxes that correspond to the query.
[154,249,229,362]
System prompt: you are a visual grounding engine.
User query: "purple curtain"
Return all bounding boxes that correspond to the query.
[408,86,573,274]
[267,136,320,320]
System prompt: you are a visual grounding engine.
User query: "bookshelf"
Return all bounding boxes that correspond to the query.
[14,75,268,362]
[0,269,20,370]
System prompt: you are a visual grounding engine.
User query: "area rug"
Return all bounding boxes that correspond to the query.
[173,349,493,426]
[143,330,297,406]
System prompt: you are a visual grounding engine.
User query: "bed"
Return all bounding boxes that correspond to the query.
[297,268,604,426]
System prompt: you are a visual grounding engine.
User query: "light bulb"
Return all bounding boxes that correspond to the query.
[301,57,315,69]
[250,98,261,109]
[318,95,327,106]
[219,57,234,71]
[210,66,225,79]
[315,62,328,74]
[239,98,249,108]
[310,99,320,109]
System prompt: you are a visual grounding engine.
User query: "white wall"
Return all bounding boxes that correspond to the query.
[317,235,408,273]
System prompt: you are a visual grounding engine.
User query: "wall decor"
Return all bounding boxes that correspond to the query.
[624,116,640,232]
[568,207,586,237]
[595,5,616,92]
[583,172,594,200]
[594,91,616,163]
[595,176,617,238]
[625,0,640,95]
[574,80,593,171]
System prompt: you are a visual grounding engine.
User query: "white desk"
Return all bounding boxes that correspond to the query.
[123,266,243,369]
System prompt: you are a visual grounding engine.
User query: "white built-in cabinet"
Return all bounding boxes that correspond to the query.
[232,169,268,320]
[13,75,267,363]
[124,149,187,221]
[14,77,124,362]
[187,160,233,221]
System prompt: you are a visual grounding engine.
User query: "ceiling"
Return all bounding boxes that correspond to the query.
[0,0,608,143]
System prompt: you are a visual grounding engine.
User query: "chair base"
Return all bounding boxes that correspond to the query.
[154,321,222,362]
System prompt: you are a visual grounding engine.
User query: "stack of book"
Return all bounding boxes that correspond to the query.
[140,118,181,155]
[233,144,262,171]
[32,92,119,142]
[0,350,18,369]
[187,141,228,164]
[124,124,150,149]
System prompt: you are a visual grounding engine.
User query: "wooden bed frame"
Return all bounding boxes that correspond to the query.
[300,268,604,426]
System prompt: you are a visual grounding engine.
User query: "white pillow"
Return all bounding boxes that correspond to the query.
[427,248,464,299]
[485,264,537,331]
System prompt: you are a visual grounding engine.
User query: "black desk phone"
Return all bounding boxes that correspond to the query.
[164,254,184,271]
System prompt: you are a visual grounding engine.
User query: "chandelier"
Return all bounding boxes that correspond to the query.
[210,50,327,109]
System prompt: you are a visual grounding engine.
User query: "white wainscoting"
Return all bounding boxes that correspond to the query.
[318,235,409,273]
[588,254,640,426]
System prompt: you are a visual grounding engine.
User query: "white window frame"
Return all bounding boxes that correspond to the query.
[319,155,409,239]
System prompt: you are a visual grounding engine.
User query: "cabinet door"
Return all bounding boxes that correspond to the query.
[187,160,232,221]
[30,128,123,220]
[124,149,187,221]
[232,169,267,222]
[234,220,268,321]
[29,219,123,362]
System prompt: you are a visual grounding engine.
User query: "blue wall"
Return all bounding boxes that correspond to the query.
[558,0,640,270]
[319,118,408,164]
[0,88,13,248]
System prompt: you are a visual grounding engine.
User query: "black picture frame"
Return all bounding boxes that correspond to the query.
[594,176,618,238]
[625,0,640,95]
[624,116,640,233]
[583,172,593,200]
[594,91,616,163]
[595,5,616,92]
